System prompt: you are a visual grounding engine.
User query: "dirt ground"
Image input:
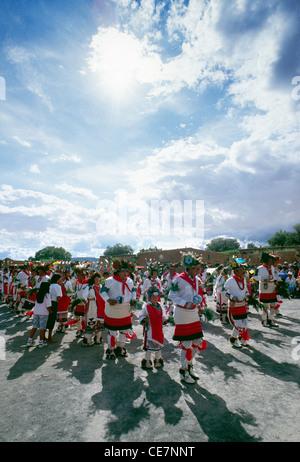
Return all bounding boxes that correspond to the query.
[0,295,300,444]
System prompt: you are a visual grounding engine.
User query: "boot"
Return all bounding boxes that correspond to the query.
[179,368,195,384]
[188,364,199,380]
[230,337,242,348]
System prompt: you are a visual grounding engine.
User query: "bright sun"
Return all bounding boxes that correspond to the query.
[90,28,143,100]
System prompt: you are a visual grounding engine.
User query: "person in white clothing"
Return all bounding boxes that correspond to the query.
[139,286,168,369]
[83,273,105,346]
[252,252,280,327]
[26,282,52,348]
[168,252,207,384]
[100,258,136,359]
[224,260,250,348]
[141,263,162,302]
[15,264,30,316]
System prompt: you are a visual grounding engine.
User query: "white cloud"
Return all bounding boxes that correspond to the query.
[54,182,97,200]
[29,164,40,174]
[13,135,31,148]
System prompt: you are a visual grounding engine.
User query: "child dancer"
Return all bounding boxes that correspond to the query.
[83,273,105,346]
[139,286,168,369]
[56,272,73,333]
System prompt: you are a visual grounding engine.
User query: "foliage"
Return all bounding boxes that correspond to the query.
[267,224,300,247]
[137,246,162,253]
[205,237,240,252]
[31,246,72,261]
[103,243,134,256]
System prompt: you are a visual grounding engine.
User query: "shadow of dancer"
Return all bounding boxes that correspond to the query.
[183,384,261,442]
[143,368,183,425]
[90,360,147,441]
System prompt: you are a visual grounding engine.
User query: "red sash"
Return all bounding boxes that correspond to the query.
[147,303,164,345]
[178,272,197,291]
[178,272,203,301]
[94,285,105,318]
[113,275,132,294]
[57,284,71,312]
[232,274,245,288]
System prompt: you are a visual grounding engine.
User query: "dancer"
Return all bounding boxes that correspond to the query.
[163,264,179,316]
[83,273,105,346]
[141,262,162,302]
[169,252,206,384]
[139,286,168,369]
[74,270,89,337]
[213,266,230,324]
[224,259,250,348]
[101,258,136,359]
[252,252,280,327]
[56,272,73,333]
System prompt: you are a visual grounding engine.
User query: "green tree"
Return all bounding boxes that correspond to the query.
[103,243,134,256]
[205,237,240,252]
[267,224,300,247]
[33,246,72,261]
[137,246,162,253]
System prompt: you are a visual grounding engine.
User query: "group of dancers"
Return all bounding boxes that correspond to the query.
[0,250,294,384]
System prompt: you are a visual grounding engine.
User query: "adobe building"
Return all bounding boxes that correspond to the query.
[99,245,300,271]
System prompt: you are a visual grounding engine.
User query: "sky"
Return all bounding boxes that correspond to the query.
[0,0,299,260]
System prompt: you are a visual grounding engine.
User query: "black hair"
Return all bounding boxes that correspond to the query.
[50,273,62,284]
[87,272,101,286]
[36,281,50,303]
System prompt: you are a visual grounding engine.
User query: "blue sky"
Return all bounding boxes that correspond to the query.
[0,0,299,260]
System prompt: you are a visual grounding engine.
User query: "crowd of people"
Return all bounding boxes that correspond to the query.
[0,251,299,384]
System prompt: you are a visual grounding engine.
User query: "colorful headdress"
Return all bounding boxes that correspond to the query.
[229,257,246,270]
[147,285,160,299]
[146,259,162,276]
[261,252,278,264]
[111,258,135,274]
[181,252,201,269]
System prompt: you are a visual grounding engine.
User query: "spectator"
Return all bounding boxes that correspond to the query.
[286,272,296,296]
[46,273,62,343]
[26,282,51,348]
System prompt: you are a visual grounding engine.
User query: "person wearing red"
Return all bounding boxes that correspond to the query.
[74,270,89,337]
[224,259,250,348]
[169,252,207,384]
[83,273,105,346]
[253,252,280,327]
[139,286,168,369]
[100,258,136,359]
[56,271,73,333]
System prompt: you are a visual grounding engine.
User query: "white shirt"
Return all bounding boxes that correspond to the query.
[101,276,135,303]
[34,293,52,315]
[224,276,249,302]
[169,273,200,306]
[50,283,62,302]
[16,270,29,287]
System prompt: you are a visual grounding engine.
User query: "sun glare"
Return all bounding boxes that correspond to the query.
[91,28,143,100]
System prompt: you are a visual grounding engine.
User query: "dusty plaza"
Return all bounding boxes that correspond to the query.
[1,293,300,445]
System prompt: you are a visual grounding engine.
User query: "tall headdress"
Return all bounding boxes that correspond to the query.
[181,251,201,269]
[111,257,135,274]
